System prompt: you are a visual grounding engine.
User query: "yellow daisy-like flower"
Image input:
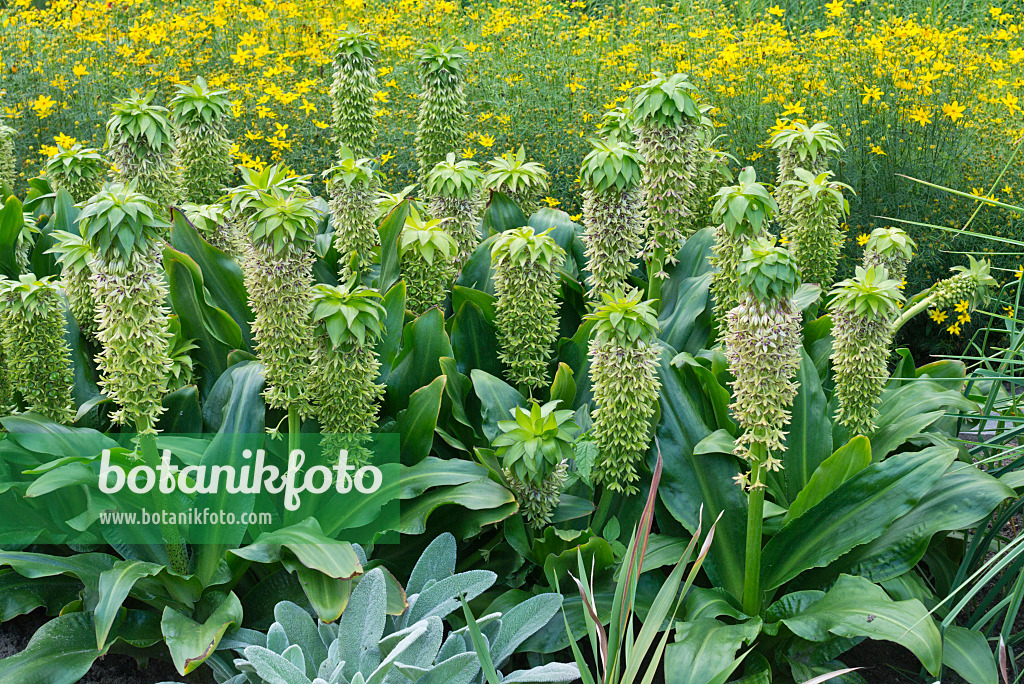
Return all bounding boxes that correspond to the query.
[947,322,962,336]
[954,299,970,313]
[1004,306,1015,317]
[957,312,970,324]
[856,233,869,246]
[929,309,948,324]
[1015,265,1023,279]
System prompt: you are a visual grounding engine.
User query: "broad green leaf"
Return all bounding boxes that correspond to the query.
[231,518,362,580]
[665,618,762,684]
[867,381,978,460]
[782,348,833,506]
[942,626,997,684]
[377,199,411,294]
[451,300,504,379]
[384,308,453,414]
[484,191,528,237]
[162,591,243,675]
[783,436,871,525]
[0,612,129,684]
[0,570,81,621]
[471,368,526,443]
[94,559,163,649]
[397,375,445,465]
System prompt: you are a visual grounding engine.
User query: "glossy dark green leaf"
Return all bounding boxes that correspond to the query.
[942,626,997,684]
[665,618,762,684]
[865,380,978,461]
[384,308,453,414]
[377,199,411,294]
[470,369,526,443]
[781,348,832,506]
[158,384,203,433]
[162,591,243,675]
[398,376,446,465]
[451,300,504,378]
[783,436,870,525]
[376,279,408,379]
[0,196,25,278]
[455,234,499,295]
[483,191,527,236]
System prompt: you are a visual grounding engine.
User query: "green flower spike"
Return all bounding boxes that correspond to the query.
[709,166,775,330]
[493,400,579,528]
[182,201,241,254]
[780,168,853,291]
[46,229,99,340]
[580,138,645,301]
[585,288,661,494]
[44,144,106,202]
[399,209,459,315]
[829,266,905,436]
[770,120,845,218]
[862,225,916,282]
[0,274,75,423]
[491,226,566,389]
[105,90,177,206]
[170,76,235,203]
[322,146,379,279]
[414,42,469,185]
[484,146,551,217]
[331,27,379,158]
[0,123,15,189]
[425,153,486,268]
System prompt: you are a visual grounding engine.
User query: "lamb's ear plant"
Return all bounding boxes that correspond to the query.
[585,289,661,493]
[780,168,852,292]
[829,266,905,437]
[46,229,99,341]
[330,27,379,157]
[44,144,106,202]
[862,225,916,282]
[0,122,15,189]
[630,71,702,302]
[709,166,775,330]
[169,76,235,203]
[579,137,644,301]
[399,209,458,315]
[894,254,998,333]
[424,152,485,268]
[491,226,566,390]
[105,90,177,206]
[484,146,550,216]
[414,41,468,185]
[770,120,845,220]
[0,274,74,423]
[492,400,578,528]
[724,236,802,615]
[322,146,379,279]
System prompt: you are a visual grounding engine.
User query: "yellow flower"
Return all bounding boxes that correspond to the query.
[72,64,88,78]
[870,145,886,155]
[825,0,845,16]
[1004,306,1014,317]
[31,94,57,118]
[380,151,395,164]
[766,5,784,16]
[54,133,77,148]
[861,86,882,104]
[542,197,560,207]
[1015,265,1023,279]
[947,322,961,336]
[941,101,966,122]
[570,213,583,221]
[300,98,317,115]
[461,147,477,159]
[929,308,947,323]
[954,299,969,313]
[478,133,495,148]
[908,107,932,126]
[958,312,971,324]
[781,100,806,117]
[856,233,869,246]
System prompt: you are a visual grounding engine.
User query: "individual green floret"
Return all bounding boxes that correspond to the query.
[585,289,661,493]
[330,27,379,157]
[399,209,458,315]
[493,400,578,527]
[0,275,75,423]
[829,266,904,436]
[579,137,644,301]
[770,120,845,218]
[13,211,37,271]
[170,77,235,203]
[491,226,566,389]
[44,144,106,202]
[322,147,379,279]
[862,226,916,283]
[182,201,241,253]
[424,152,486,268]
[484,146,550,217]
[46,230,99,340]
[0,123,15,189]
[709,166,775,331]
[780,168,852,291]
[105,90,177,206]
[631,72,703,296]
[414,42,468,184]
[310,281,386,463]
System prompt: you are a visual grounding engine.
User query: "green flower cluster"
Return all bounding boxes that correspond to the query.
[780,168,852,291]
[491,226,565,389]
[44,144,106,202]
[929,255,997,313]
[770,121,844,221]
[105,90,177,206]
[323,147,379,279]
[399,210,458,315]
[170,77,235,203]
[829,266,904,436]
[493,400,577,527]
[585,289,661,493]
[0,275,75,423]
[580,138,644,301]
[724,237,802,485]
[425,153,485,268]
[709,166,775,330]
[0,123,14,189]
[331,28,379,158]
[862,226,916,282]
[182,202,242,254]
[414,42,468,184]
[46,230,99,340]
[484,146,550,216]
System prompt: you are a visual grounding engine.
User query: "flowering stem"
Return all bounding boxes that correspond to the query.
[646,248,666,309]
[288,405,301,461]
[140,433,188,575]
[742,442,767,616]
[892,294,936,334]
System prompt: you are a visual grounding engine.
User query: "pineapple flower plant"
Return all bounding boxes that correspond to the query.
[375,183,425,222]
[399,209,459,315]
[414,42,468,185]
[829,265,905,437]
[779,168,852,292]
[579,137,645,301]
[424,152,486,268]
[0,274,75,424]
[688,103,733,232]
[44,143,107,202]
[770,120,845,221]
[585,288,661,493]
[492,400,579,528]
[708,166,775,331]
[862,225,916,283]
[596,103,635,142]
[322,146,380,279]
[895,254,999,334]
[0,121,15,189]
[182,201,238,254]
[46,229,99,341]
[483,146,550,217]
[491,226,566,390]
[105,90,177,206]
[330,27,379,158]
[170,76,235,204]
[228,164,314,254]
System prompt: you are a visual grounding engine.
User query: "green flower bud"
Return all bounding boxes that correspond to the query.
[400,210,458,315]
[425,153,485,268]
[415,42,468,184]
[331,27,379,158]
[170,77,235,203]
[46,230,99,340]
[484,146,550,217]
[44,144,107,202]
[0,123,15,190]
[780,168,852,291]
[322,147,379,279]
[770,120,845,218]
[105,90,177,206]
[492,226,565,389]
[862,226,916,283]
[585,289,661,493]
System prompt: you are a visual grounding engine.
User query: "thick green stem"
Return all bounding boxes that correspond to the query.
[288,405,302,459]
[591,487,614,533]
[647,248,666,310]
[140,432,188,575]
[892,293,936,334]
[742,443,767,616]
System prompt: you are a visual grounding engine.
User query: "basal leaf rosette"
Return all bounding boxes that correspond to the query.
[491,226,566,389]
[331,27,379,157]
[400,209,459,315]
[770,120,845,218]
[44,144,107,202]
[780,168,852,291]
[170,76,235,203]
[425,153,486,268]
[322,146,379,279]
[863,225,916,282]
[484,146,550,217]
[585,288,661,493]
[46,229,99,340]
[493,400,578,527]
[580,137,645,301]
[829,265,904,436]
[414,41,468,184]
[105,90,177,206]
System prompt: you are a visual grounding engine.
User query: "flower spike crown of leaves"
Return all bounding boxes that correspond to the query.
[46,229,94,275]
[484,146,550,194]
[76,182,170,265]
[321,144,376,188]
[169,76,231,125]
[414,40,468,76]
[45,143,105,178]
[227,163,313,215]
[585,288,661,345]
[769,119,846,163]
[580,137,643,194]
[949,254,999,308]
[865,225,916,261]
[425,152,484,198]
[493,399,578,486]
[784,168,854,212]
[711,166,777,236]
[311,279,386,350]
[332,26,379,62]
[829,265,905,319]
[105,89,173,152]
[399,207,458,264]
[247,190,321,256]
[490,225,565,271]
[630,71,702,126]
[738,235,802,302]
